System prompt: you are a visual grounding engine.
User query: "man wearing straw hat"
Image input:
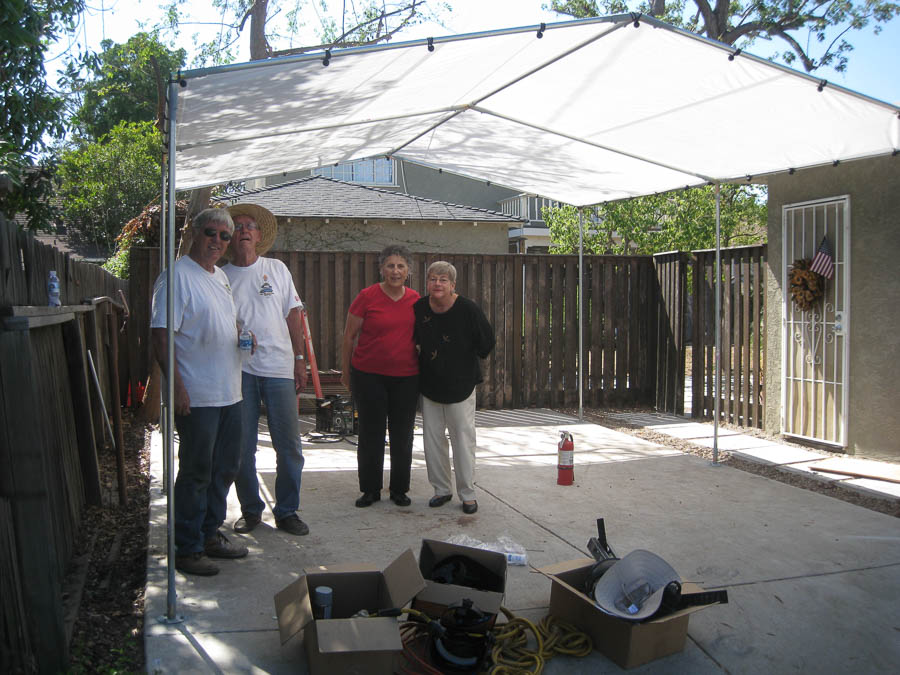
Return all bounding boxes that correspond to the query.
[222,203,310,537]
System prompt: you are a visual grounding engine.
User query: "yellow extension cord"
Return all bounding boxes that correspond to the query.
[489,607,593,675]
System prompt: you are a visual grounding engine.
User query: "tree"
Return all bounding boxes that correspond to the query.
[156,0,448,66]
[57,121,162,253]
[66,32,186,141]
[545,185,766,255]
[548,0,899,73]
[0,0,87,229]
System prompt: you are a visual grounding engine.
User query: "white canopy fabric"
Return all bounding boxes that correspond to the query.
[174,15,899,205]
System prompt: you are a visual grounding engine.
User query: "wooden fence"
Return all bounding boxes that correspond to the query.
[692,244,767,427]
[1,215,129,672]
[131,248,686,413]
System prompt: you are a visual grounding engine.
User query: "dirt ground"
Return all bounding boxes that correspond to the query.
[65,410,151,674]
[61,404,896,673]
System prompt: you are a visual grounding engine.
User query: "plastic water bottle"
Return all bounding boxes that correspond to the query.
[48,271,61,307]
[239,327,253,355]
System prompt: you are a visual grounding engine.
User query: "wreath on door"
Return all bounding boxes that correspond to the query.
[788,258,824,311]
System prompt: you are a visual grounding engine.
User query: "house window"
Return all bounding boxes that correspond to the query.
[313,158,395,185]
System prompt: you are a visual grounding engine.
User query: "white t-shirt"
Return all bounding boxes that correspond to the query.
[222,257,303,379]
[150,256,242,407]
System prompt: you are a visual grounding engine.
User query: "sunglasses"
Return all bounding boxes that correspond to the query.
[233,222,259,231]
[203,228,232,241]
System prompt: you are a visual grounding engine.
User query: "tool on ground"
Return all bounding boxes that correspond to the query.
[300,308,323,398]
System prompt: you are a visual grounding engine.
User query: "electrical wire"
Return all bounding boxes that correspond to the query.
[489,607,592,675]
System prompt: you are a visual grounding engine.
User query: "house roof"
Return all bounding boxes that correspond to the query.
[213,175,523,223]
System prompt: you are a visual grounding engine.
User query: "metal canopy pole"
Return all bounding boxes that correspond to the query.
[159,78,183,625]
[712,184,721,465]
[578,209,584,421]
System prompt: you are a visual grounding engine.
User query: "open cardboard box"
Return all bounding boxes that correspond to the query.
[274,549,425,675]
[540,558,723,670]
[413,539,507,627]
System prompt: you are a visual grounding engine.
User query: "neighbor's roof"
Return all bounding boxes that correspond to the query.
[213,175,523,222]
[174,15,898,207]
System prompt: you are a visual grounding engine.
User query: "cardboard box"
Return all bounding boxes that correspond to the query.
[274,549,426,675]
[540,558,720,670]
[413,539,507,626]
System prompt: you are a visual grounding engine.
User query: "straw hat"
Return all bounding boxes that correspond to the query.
[225,203,278,258]
[591,550,681,621]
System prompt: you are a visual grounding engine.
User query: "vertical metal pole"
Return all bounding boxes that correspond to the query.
[577,209,584,421]
[159,134,168,493]
[163,78,182,623]
[712,184,721,465]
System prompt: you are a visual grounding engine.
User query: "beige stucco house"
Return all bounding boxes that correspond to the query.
[764,154,900,460]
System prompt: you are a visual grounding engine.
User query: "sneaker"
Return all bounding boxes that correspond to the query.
[233,513,262,533]
[175,552,219,576]
[276,514,310,536]
[204,530,249,559]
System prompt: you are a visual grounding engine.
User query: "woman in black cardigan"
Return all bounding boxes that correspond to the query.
[413,261,495,514]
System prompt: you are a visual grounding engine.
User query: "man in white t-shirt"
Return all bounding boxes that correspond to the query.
[222,203,310,537]
[150,208,250,577]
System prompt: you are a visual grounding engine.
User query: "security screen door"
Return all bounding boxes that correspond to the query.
[781,196,850,447]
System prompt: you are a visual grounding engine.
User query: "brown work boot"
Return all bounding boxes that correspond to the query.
[175,552,220,576]
[204,530,249,559]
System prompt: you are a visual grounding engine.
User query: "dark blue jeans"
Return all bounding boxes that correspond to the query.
[235,373,305,521]
[173,403,242,555]
[351,367,418,494]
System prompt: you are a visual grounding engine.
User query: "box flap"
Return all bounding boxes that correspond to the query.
[537,558,596,578]
[419,539,507,591]
[305,561,379,575]
[274,576,313,644]
[383,548,426,608]
[416,581,504,615]
[314,617,402,653]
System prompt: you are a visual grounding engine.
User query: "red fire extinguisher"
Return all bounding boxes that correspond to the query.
[558,431,574,485]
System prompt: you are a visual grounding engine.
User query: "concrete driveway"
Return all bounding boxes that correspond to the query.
[144,409,900,673]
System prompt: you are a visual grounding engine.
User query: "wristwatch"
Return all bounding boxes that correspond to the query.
[295,354,305,361]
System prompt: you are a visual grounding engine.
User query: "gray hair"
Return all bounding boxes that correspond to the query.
[426,260,457,284]
[378,244,413,269]
[192,208,234,233]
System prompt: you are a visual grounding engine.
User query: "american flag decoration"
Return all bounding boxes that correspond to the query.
[809,236,834,279]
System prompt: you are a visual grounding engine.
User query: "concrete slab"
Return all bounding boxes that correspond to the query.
[144,410,900,674]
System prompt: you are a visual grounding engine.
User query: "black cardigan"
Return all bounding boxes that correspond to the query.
[413,295,495,404]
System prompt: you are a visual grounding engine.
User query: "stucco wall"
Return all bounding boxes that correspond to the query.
[271,217,509,254]
[765,155,900,459]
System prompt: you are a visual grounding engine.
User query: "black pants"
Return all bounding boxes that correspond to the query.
[351,367,418,494]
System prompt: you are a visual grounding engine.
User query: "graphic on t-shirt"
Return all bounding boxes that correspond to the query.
[259,274,274,296]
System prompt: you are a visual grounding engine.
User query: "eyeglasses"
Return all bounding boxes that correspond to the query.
[203,228,232,241]
[427,276,453,285]
[233,222,259,231]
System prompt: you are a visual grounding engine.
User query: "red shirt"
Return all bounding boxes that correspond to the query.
[349,283,420,376]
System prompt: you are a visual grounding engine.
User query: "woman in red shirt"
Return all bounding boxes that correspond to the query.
[340,245,420,507]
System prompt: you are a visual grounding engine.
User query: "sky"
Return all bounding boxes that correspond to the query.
[48,0,899,104]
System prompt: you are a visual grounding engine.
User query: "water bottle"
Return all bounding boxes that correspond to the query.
[239,327,253,356]
[48,271,61,307]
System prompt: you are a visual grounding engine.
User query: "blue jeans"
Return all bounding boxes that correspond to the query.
[173,403,242,555]
[234,373,304,521]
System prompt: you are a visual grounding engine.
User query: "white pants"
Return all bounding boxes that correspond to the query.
[421,390,477,502]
